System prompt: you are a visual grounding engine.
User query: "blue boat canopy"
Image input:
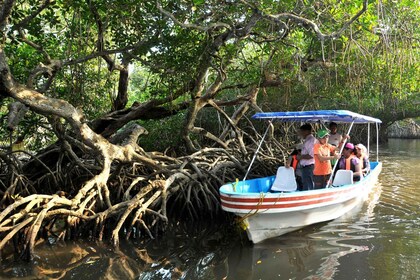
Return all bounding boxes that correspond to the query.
[252,110,381,124]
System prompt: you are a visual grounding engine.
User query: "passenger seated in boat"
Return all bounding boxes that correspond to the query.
[336,143,362,182]
[313,129,341,189]
[355,143,370,176]
[285,143,303,191]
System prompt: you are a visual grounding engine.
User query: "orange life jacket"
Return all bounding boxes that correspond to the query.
[345,154,356,170]
[346,155,354,170]
[291,155,299,170]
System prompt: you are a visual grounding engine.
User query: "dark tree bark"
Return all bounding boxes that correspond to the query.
[113,64,129,111]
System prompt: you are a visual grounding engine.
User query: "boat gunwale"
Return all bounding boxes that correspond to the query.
[219,162,381,198]
[219,163,381,213]
[220,186,358,203]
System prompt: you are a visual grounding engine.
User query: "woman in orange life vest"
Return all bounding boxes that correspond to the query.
[337,143,363,182]
[313,129,342,189]
[286,143,303,191]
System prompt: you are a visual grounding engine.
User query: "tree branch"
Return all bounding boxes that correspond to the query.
[0,0,14,31]
[156,1,231,32]
[331,0,369,39]
[87,0,124,72]
[241,0,369,41]
[12,0,53,30]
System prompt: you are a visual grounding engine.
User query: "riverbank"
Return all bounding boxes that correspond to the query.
[1,139,419,279]
[387,119,420,139]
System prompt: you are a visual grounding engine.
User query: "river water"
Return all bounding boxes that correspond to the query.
[1,138,419,280]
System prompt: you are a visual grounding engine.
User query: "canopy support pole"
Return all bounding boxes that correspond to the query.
[327,121,355,188]
[243,120,273,181]
[376,122,379,162]
[367,123,370,155]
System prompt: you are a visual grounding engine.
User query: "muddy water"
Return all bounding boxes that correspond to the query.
[1,138,419,280]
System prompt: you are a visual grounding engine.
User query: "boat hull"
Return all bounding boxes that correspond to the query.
[219,162,382,243]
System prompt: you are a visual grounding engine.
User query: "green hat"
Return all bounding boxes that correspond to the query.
[316,129,330,138]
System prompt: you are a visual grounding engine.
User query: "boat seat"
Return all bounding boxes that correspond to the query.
[270,166,297,192]
[332,170,354,186]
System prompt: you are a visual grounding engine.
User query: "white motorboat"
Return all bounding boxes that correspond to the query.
[219,110,382,243]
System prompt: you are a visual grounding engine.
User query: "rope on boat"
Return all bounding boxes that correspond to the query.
[236,192,265,229]
[232,178,239,192]
[236,191,285,230]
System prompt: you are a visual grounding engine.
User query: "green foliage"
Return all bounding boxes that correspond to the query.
[255,0,419,123]
[137,113,186,154]
[127,64,154,106]
[2,0,419,153]
[0,101,57,152]
[4,44,43,83]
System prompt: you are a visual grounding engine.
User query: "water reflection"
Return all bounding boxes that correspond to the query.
[305,183,382,280]
[0,241,157,279]
[219,182,383,280]
[368,139,420,280]
[1,139,419,279]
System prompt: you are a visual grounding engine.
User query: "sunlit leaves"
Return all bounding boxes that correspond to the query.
[192,0,205,5]
[3,0,419,138]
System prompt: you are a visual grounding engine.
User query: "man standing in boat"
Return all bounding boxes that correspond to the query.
[297,124,317,190]
[327,122,342,147]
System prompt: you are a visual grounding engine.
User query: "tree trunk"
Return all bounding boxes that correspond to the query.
[112,64,129,111]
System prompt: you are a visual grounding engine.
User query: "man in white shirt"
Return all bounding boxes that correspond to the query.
[297,124,317,190]
[328,122,342,147]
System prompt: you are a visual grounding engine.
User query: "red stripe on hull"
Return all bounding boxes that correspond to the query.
[220,187,355,203]
[221,196,345,209]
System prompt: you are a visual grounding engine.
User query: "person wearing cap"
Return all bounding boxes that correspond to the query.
[355,143,370,175]
[285,143,303,191]
[313,129,342,189]
[337,143,362,181]
[296,123,316,191]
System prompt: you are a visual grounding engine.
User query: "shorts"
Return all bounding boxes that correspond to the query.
[314,174,331,189]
